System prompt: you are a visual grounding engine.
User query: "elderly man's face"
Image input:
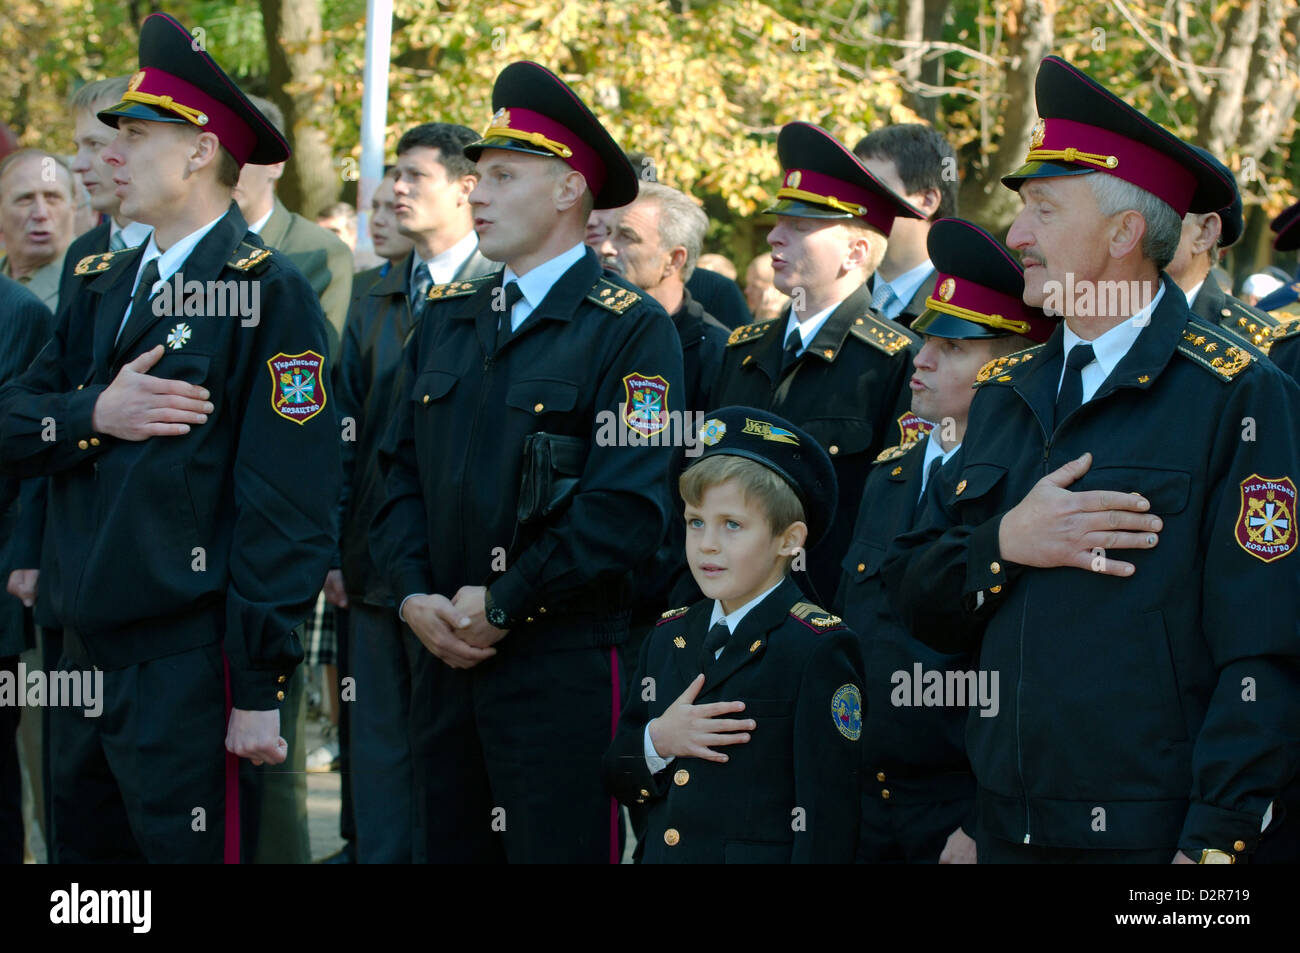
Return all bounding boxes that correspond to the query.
[604,200,673,291]
[0,153,75,273]
[1006,176,1112,309]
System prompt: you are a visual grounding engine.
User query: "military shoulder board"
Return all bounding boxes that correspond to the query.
[427,274,494,301]
[726,317,780,347]
[789,601,844,632]
[587,279,641,315]
[974,343,1046,386]
[1270,311,1300,344]
[849,312,917,356]
[874,441,916,464]
[1176,320,1254,382]
[656,606,690,626]
[1216,299,1282,352]
[73,250,126,277]
[228,243,273,273]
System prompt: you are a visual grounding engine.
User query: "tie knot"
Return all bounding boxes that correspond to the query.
[871,280,899,315]
[503,280,524,309]
[784,327,802,353]
[1066,343,1096,371]
[704,619,731,656]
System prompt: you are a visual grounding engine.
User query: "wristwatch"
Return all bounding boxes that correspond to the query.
[484,587,511,630]
[1195,848,1236,864]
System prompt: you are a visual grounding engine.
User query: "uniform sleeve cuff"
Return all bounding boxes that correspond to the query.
[643,722,674,774]
[230,667,294,712]
[962,514,1019,612]
[489,569,532,623]
[67,386,111,457]
[1179,801,1263,859]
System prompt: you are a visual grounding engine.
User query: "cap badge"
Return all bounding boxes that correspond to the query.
[938,277,956,302]
[492,108,511,128]
[1030,119,1046,150]
[741,417,799,445]
[699,418,727,446]
[128,70,146,93]
[786,170,802,189]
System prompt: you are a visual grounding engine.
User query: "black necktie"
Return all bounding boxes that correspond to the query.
[920,453,943,500]
[780,326,802,376]
[701,620,731,671]
[1055,343,1096,429]
[118,257,160,345]
[409,264,432,319]
[495,280,525,351]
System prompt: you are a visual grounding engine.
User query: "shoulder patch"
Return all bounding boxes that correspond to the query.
[1269,312,1300,344]
[726,317,780,347]
[587,279,641,315]
[427,273,493,302]
[1176,319,1254,382]
[789,601,844,632]
[849,312,917,356]
[874,442,917,464]
[974,342,1046,386]
[1216,298,1283,351]
[831,684,862,741]
[228,243,273,273]
[656,606,690,626]
[73,250,125,277]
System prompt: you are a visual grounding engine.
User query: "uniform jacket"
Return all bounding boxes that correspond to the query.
[1192,272,1282,352]
[58,221,111,311]
[685,266,751,331]
[713,282,918,603]
[261,197,354,358]
[335,247,495,605]
[603,577,864,863]
[371,246,684,642]
[835,439,975,807]
[883,276,1300,855]
[0,204,341,709]
[1262,303,1300,385]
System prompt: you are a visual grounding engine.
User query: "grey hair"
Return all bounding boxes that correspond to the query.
[1087,173,1181,269]
[635,181,709,281]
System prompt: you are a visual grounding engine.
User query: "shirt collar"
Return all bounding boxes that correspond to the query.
[708,578,786,633]
[132,213,226,292]
[783,298,841,353]
[112,220,153,249]
[884,260,935,310]
[246,205,274,235]
[1060,281,1166,380]
[412,230,482,288]
[919,432,960,499]
[1184,280,1204,308]
[502,242,586,311]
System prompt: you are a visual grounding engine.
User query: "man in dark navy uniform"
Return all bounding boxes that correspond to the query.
[0,13,340,863]
[884,56,1300,864]
[1256,202,1300,383]
[370,62,683,863]
[836,219,1053,863]
[712,123,925,606]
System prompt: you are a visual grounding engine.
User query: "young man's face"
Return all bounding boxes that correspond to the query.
[317,213,356,251]
[603,199,671,291]
[1006,176,1111,308]
[391,146,474,239]
[685,477,801,615]
[766,216,862,297]
[369,176,414,262]
[101,119,204,226]
[469,149,570,267]
[909,334,1000,429]
[0,153,75,273]
[70,108,123,216]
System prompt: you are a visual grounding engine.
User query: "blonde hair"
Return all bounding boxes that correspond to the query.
[679,454,805,537]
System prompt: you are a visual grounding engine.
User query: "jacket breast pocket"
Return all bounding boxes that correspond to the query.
[410,370,458,406]
[154,352,212,387]
[947,462,1008,522]
[799,416,874,460]
[504,378,581,419]
[1079,465,1191,516]
[841,540,887,584]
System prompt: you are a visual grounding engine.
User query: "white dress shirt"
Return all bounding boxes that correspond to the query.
[246,206,274,235]
[118,213,226,341]
[1183,280,1204,309]
[412,229,481,290]
[643,580,785,772]
[1056,283,1165,404]
[782,300,839,356]
[918,432,961,502]
[501,241,587,332]
[111,219,153,250]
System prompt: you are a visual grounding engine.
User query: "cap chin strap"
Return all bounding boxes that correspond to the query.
[775,186,865,217]
[923,295,1031,335]
[119,90,210,126]
[480,126,573,159]
[1023,145,1118,169]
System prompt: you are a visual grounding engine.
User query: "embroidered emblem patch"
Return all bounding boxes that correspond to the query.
[268,350,327,425]
[896,411,934,446]
[622,372,669,437]
[699,418,726,446]
[165,323,192,350]
[831,684,862,741]
[741,417,799,445]
[1235,474,1295,563]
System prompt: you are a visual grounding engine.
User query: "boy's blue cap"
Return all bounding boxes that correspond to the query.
[690,406,837,548]
[1256,266,1300,313]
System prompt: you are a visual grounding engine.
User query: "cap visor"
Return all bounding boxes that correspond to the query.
[763,198,856,220]
[911,310,1005,339]
[1001,160,1097,191]
[97,100,193,128]
[464,135,557,163]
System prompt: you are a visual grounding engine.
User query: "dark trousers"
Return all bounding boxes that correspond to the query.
[336,607,354,845]
[40,626,62,860]
[53,636,227,863]
[857,792,972,863]
[0,655,20,864]
[408,630,622,863]
[977,830,1174,863]
[349,602,412,862]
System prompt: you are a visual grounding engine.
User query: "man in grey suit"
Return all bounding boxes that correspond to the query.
[329,123,494,862]
[0,151,76,314]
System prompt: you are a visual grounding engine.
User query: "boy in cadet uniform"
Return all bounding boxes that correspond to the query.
[604,406,864,863]
[835,219,1053,863]
[0,12,339,862]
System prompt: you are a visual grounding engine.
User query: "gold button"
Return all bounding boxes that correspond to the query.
[857,562,866,573]
[1222,308,1233,318]
[90,437,100,447]
[891,466,902,476]
[664,828,680,846]
[538,606,546,613]
[276,690,285,701]
[422,394,430,404]
[854,318,864,325]
[673,769,690,786]
[77,439,89,450]
[990,561,1001,574]
[823,348,833,358]
[990,585,1002,594]
[881,789,891,800]
[525,616,534,623]
[876,771,886,782]
[77,383,85,390]
[829,445,839,455]
[955,479,967,495]
[534,402,544,413]
[277,675,286,684]
[1234,840,1246,852]
[640,789,650,797]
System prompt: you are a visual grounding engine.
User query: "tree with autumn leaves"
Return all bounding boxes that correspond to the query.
[4,0,1298,276]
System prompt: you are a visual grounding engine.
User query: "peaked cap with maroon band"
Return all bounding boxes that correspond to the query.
[766,121,924,236]
[463,61,638,209]
[1002,56,1235,217]
[912,218,1054,344]
[97,12,289,167]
